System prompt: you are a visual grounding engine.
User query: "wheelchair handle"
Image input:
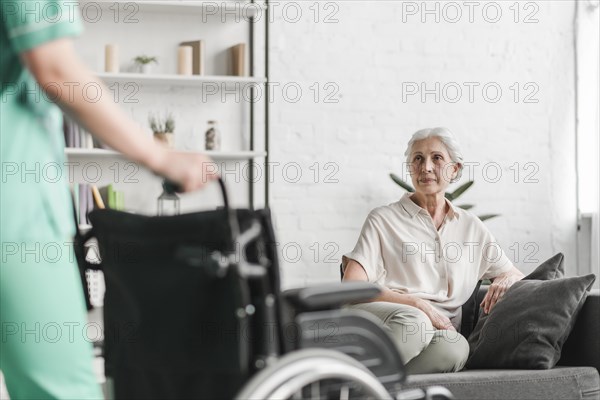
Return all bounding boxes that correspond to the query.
[163,177,230,211]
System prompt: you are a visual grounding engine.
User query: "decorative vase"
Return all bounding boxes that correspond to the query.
[105,44,119,73]
[177,45,193,75]
[140,64,154,74]
[205,120,221,151]
[157,181,180,216]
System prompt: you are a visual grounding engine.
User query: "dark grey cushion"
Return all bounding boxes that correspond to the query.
[467,253,566,355]
[467,253,566,364]
[455,254,564,337]
[403,367,600,400]
[472,288,600,372]
[523,252,565,280]
[460,280,482,338]
[466,274,596,369]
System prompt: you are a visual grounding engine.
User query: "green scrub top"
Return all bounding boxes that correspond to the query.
[1,0,83,242]
[1,5,102,398]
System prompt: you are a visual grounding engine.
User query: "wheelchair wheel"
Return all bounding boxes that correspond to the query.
[235,348,392,400]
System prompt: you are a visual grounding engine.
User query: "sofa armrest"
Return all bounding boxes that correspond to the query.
[558,289,600,372]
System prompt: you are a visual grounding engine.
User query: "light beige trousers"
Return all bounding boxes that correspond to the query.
[348,302,469,375]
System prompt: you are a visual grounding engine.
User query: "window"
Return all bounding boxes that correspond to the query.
[576,0,599,278]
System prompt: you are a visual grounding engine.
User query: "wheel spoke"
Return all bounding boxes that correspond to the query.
[235,349,393,400]
[311,381,320,399]
[339,384,350,400]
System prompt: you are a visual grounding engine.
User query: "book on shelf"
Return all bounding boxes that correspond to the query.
[72,120,81,148]
[86,185,94,224]
[78,183,89,225]
[116,191,125,211]
[70,183,85,225]
[91,186,106,209]
[97,184,125,211]
[71,183,125,228]
[63,114,106,150]
[98,184,114,209]
[72,183,79,223]
[180,40,205,75]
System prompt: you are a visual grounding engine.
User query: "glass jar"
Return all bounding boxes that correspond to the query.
[157,181,180,216]
[205,120,221,151]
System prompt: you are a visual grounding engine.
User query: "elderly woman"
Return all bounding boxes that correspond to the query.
[342,127,524,374]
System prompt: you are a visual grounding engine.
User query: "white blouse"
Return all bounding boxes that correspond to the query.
[343,192,514,328]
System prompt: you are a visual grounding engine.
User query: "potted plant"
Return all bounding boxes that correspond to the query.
[134,55,158,74]
[149,112,175,148]
[389,173,499,221]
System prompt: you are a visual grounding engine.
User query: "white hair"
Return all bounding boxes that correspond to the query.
[404,127,464,182]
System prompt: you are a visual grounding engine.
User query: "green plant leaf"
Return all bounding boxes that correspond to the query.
[389,173,414,192]
[134,55,158,65]
[445,192,454,201]
[449,181,474,200]
[478,214,500,221]
[457,204,474,210]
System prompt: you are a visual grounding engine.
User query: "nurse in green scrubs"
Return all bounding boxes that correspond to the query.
[1,1,215,398]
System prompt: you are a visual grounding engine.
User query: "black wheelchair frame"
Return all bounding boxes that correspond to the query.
[79,179,453,399]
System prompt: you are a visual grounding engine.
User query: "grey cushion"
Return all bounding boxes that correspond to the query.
[467,253,566,366]
[460,280,482,338]
[523,252,565,280]
[466,274,596,369]
[468,253,566,340]
[402,367,600,400]
[467,253,565,357]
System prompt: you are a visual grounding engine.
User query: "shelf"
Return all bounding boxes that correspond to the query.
[65,148,118,157]
[203,150,267,159]
[97,72,266,87]
[78,1,265,17]
[75,0,270,208]
[65,148,266,160]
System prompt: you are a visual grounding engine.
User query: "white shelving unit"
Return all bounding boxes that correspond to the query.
[66,0,269,319]
[79,0,266,16]
[97,72,266,87]
[71,0,269,208]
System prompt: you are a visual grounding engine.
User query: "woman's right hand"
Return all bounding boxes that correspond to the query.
[149,148,219,192]
[414,298,456,331]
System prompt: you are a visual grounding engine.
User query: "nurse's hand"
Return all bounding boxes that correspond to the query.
[149,148,219,192]
[415,298,456,331]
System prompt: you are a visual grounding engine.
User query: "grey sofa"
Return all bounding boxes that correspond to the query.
[400,286,600,400]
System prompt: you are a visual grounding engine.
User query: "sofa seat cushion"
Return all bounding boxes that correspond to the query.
[401,367,600,400]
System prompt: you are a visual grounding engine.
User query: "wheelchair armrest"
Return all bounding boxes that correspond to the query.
[283,282,381,312]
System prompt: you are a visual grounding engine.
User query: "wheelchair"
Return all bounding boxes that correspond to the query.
[79,179,453,400]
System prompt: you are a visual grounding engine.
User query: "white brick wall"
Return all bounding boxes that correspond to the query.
[72,1,580,290]
[268,1,578,289]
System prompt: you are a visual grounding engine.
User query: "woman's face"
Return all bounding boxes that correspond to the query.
[408,137,459,196]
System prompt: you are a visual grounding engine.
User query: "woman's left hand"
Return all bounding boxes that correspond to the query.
[481,267,524,314]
